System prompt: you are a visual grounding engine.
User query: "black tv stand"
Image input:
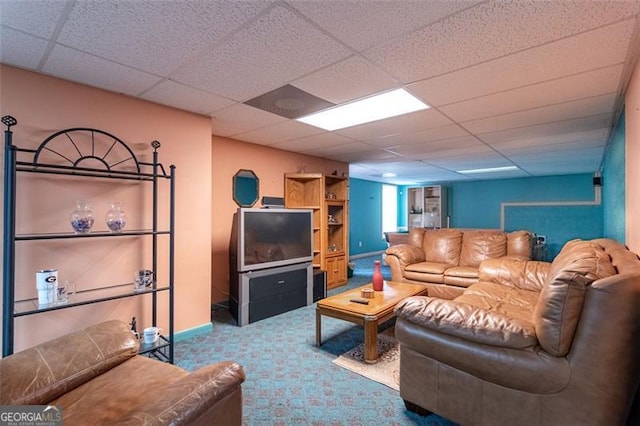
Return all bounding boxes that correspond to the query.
[229,262,312,326]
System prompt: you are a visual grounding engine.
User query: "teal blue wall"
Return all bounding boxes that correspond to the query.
[602,111,626,242]
[348,178,388,256]
[450,174,602,259]
[350,174,603,260]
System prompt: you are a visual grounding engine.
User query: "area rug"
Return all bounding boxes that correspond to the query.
[332,327,400,391]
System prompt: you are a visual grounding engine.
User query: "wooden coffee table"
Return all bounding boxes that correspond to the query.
[316,281,428,363]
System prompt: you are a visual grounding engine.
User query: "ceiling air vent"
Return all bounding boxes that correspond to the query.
[244,84,334,119]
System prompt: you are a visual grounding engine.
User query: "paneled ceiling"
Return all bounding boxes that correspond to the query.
[2,0,639,184]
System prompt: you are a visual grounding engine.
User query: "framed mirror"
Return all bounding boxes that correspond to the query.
[232,169,259,207]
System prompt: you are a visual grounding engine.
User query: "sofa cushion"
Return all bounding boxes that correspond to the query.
[423,229,462,265]
[52,355,188,424]
[0,320,138,405]
[395,296,537,349]
[479,258,550,292]
[407,227,427,247]
[405,261,450,275]
[456,281,539,323]
[534,240,617,356]
[459,231,507,267]
[506,230,533,259]
[444,266,478,279]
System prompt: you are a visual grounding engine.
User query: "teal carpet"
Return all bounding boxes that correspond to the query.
[174,254,456,425]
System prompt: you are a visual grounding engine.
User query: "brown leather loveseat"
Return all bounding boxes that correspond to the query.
[394,238,640,425]
[0,320,245,425]
[385,228,532,298]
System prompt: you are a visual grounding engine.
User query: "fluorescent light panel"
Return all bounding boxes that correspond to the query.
[457,166,519,174]
[297,88,429,131]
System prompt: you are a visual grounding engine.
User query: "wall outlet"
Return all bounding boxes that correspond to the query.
[536,235,546,245]
[358,241,363,247]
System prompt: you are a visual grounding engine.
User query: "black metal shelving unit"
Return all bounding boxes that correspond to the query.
[2,115,175,362]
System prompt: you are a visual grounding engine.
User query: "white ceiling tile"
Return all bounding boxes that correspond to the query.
[511,144,606,162]
[504,140,606,170]
[463,170,530,180]
[387,135,481,156]
[272,132,355,153]
[0,0,68,38]
[42,45,162,95]
[234,119,324,146]
[488,128,609,153]
[363,124,469,148]
[174,4,352,101]
[526,161,598,176]
[422,146,505,163]
[289,0,480,51]
[350,161,465,184]
[440,65,623,122]
[357,160,435,172]
[211,103,287,137]
[365,1,638,83]
[140,80,235,115]
[305,141,375,156]
[462,93,618,135]
[335,108,453,140]
[409,19,635,106]
[516,147,604,174]
[478,114,612,145]
[292,56,399,104]
[57,1,273,75]
[0,27,49,69]
[339,150,402,163]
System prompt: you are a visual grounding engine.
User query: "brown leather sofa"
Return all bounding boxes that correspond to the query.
[385,228,532,299]
[394,238,640,425]
[0,320,245,425]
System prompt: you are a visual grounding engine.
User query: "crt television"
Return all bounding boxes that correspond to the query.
[235,208,313,272]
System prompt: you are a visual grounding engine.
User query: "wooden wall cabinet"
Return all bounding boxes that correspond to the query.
[407,185,448,229]
[285,173,349,289]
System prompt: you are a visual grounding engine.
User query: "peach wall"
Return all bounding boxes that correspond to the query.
[211,136,347,303]
[0,65,212,352]
[626,59,640,253]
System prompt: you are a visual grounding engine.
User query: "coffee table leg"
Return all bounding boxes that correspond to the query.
[316,307,321,346]
[364,317,378,364]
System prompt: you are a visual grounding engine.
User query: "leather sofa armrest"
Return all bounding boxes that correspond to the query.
[385,244,426,282]
[118,361,246,425]
[478,258,551,292]
[385,244,425,266]
[395,296,537,349]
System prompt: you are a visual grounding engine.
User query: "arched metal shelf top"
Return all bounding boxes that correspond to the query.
[2,115,169,180]
[34,127,142,174]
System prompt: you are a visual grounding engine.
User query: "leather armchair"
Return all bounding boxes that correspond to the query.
[0,320,245,425]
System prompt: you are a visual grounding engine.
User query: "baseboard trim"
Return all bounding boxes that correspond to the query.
[174,322,213,342]
[350,250,385,260]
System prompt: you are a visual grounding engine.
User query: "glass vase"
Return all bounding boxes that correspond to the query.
[372,260,384,291]
[105,202,126,232]
[70,201,94,234]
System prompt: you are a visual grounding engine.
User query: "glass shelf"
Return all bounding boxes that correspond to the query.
[15,229,170,241]
[14,283,170,316]
[139,335,170,355]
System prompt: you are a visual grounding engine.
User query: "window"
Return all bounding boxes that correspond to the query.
[381,184,398,237]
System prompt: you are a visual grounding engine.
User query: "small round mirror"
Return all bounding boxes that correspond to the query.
[232,169,259,207]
